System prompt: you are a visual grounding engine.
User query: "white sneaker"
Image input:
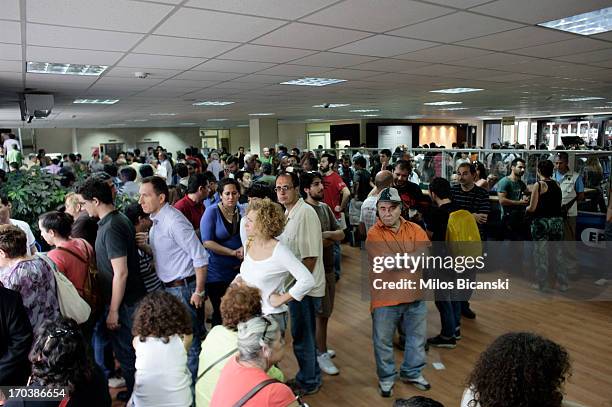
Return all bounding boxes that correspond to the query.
[317,352,339,375]
[108,376,126,388]
[595,278,609,286]
[327,349,336,358]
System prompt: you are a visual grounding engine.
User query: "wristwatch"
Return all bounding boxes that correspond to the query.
[194,290,206,298]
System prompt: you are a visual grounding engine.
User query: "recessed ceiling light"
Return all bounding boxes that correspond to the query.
[424,101,462,106]
[73,99,119,105]
[27,61,108,76]
[150,113,176,116]
[193,101,235,106]
[180,122,197,125]
[438,107,469,111]
[362,114,380,117]
[248,113,275,116]
[430,88,483,94]
[237,124,249,127]
[350,109,379,113]
[207,118,228,122]
[126,119,149,122]
[539,6,612,36]
[313,103,350,108]
[561,97,605,101]
[486,109,512,112]
[281,77,347,87]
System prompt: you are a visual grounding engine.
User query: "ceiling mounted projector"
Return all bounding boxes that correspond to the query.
[20,93,54,123]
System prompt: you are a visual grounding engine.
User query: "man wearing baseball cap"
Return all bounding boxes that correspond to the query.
[366,187,431,398]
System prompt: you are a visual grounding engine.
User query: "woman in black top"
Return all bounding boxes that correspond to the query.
[526,160,566,292]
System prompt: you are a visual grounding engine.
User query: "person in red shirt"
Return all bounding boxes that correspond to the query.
[210,315,299,406]
[38,211,94,297]
[320,154,351,280]
[173,173,209,234]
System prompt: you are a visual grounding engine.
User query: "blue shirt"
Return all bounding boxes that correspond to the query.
[200,204,243,283]
[149,204,208,283]
[204,192,220,209]
[553,170,584,193]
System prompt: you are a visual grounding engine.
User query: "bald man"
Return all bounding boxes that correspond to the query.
[359,170,394,237]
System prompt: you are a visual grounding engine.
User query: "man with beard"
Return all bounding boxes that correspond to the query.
[497,158,529,240]
[301,172,344,376]
[392,160,429,222]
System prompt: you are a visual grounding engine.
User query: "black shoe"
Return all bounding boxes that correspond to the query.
[461,307,476,319]
[286,378,320,396]
[427,335,457,349]
[116,391,130,402]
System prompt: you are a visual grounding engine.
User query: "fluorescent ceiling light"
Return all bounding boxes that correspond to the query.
[306,118,323,121]
[486,109,511,112]
[438,107,468,111]
[207,118,228,122]
[180,122,197,125]
[280,77,347,87]
[126,119,148,122]
[108,123,126,126]
[237,124,249,127]
[193,101,235,106]
[312,103,350,108]
[538,6,612,36]
[150,113,176,116]
[73,99,119,105]
[561,97,605,101]
[362,114,380,117]
[248,113,275,116]
[27,61,108,76]
[424,101,462,106]
[430,88,483,94]
[350,109,379,112]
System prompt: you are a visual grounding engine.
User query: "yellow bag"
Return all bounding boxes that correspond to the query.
[445,209,482,258]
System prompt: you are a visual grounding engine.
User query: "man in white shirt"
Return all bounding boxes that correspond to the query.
[3,134,20,156]
[0,195,37,255]
[359,170,393,240]
[156,151,174,186]
[276,171,325,396]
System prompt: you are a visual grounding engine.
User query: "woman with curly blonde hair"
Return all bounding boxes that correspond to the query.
[238,198,314,334]
[130,291,193,407]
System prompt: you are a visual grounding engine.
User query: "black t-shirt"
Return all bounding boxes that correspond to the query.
[95,211,146,306]
[395,180,430,220]
[424,202,457,242]
[353,168,371,202]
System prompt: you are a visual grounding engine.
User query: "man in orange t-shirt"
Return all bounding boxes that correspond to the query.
[366,187,431,398]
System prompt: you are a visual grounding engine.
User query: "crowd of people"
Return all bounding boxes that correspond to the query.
[0,131,610,406]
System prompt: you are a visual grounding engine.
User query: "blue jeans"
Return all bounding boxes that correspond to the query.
[92,302,139,395]
[165,280,205,383]
[333,241,341,278]
[289,296,321,392]
[435,301,461,338]
[372,301,427,383]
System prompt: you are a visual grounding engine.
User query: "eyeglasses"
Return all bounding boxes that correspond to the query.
[274,185,294,192]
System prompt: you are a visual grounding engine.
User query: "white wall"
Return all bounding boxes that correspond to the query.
[229,127,250,153]
[278,123,306,150]
[34,128,74,154]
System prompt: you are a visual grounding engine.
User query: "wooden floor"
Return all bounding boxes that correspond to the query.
[114,244,612,407]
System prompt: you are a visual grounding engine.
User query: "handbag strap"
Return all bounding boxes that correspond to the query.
[56,240,91,265]
[232,378,280,407]
[195,348,238,384]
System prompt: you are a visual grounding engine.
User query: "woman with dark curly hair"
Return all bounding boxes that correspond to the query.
[238,198,314,334]
[4,317,110,407]
[130,291,193,407]
[195,285,284,407]
[462,332,578,407]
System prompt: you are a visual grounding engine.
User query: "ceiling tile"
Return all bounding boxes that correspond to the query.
[118,53,205,70]
[0,21,21,44]
[257,64,331,76]
[234,74,293,84]
[207,81,267,90]
[470,0,612,25]
[349,58,431,72]
[423,0,492,8]
[456,27,576,51]
[27,46,123,65]
[451,52,539,68]
[0,43,22,60]
[155,7,285,42]
[399,64,468,76]
[395,45,492,63]
[185,0,337,20]
[253,23,371,51]
[479,72,542,82]
[300,0,454,33]
[330,35,437,57]
[133,35,238,58]
[554,49,612,63]
[27,0,173,33]
[323,68,386,80]
[92,76,165,88]
[0,72,22,84]
[27,24,143,52]
[592,31,612,42]
[133,88,193,98]
[389,12,523,43]
[192,59,275,73]
[158,79,219,89]
[173,71,245,81]
[219,45,316,63]
[2,0,20,20]
[0,60,22,72]
[290,52,377,68]
[513,38,611,58]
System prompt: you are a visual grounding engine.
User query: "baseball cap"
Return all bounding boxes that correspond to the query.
[377,187,401,204]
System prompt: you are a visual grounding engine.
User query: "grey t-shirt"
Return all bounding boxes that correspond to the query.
[307,201,338,272]
[95,210,146,306]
